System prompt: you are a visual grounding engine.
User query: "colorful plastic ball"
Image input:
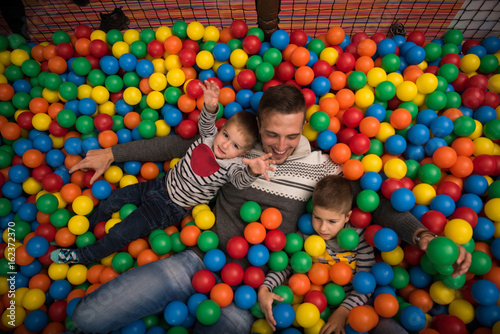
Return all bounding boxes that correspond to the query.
[390,188,416,212]
[295,302,320,329]
[400,305,426,332]
[429,194,455,217]
[196,300,220,326]
[471,279,499,306]
[203,249,226,272]
[356,189,380,212]
[191,269,215,294]
[240,201,261,223]
[26,236,49,257]
[270,30,290,51]
[164,300,188,326]
[373,228,398,252]
[234,285,257,310]
[383,158,407,179]
[336,228,359,251]
[272,303,295,329]
[247,244,269,267]
[36,193,59,214]
[347,305,379,332]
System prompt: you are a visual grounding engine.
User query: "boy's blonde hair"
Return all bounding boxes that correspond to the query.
[222,111,259,150]
[312,175,353,214]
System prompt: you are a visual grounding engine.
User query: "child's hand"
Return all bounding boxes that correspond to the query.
[242,153,276,181]
[199,80,220,114]
[320,306,349,334]
[257,286,284,331]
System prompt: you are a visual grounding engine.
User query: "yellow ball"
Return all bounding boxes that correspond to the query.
[187,21,205,41]
[488,74,500,94]
[123,29,140,45]
[381,245,404,265]
[355,88,375,108]
[104,166,124,184]
[22,177,42,195]
[170,158,181,169]
[72,195,94,216]
[412,183,436,205]
[68,215,90,235]
[250,319,273,334]
[155,26,172,43]
[304,318,325,334]
[302,123,319,142]
[448,299,475,324]
[362,154,383,173]
[194,210,216,230]
[304,235,326,257]
[100,252,116,267]
[167,68,186,87]
[412,92,426,107]
[396,81,418,101]
[384,158,407,179]
[0,74,7,84]
[485,198,500,222]
[67,264,88,285]
[120,175,138,188]
[42,89,60,103]
[296,302,320,328]
[473,137,494,156]
[99,101,116,116]
[112,41,130,59]
[229,49,248,69]
[2,306,25,328]
[147,91,165,109]
[0,277,8,295]
[387,72,404,87]
[192,204,211,218]
[203,26,220,42]
[212,60,225,73]
[444,218,473,245]
[460,54,481,74]
[90,30,107,42]
[164,54,182,70]
[155,120,171,136]
[429,281,455,305]
[196,50,216,70]
[319,47,339,66]
[367,67,387,88]
[77,84,92,100]
[123,87,142,105]
[152,58,166,74]
[375,122,395,142]
[10,49,30,67]
[22,288,46,310]
[0,50,12,67]
[416,73,438,94]
[467,120,483,140]
[32,113,51,131]
[306,105,320,121]
[105,218,121,233]
[91,86,110,105]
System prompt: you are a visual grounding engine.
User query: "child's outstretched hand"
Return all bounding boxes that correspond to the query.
[257,286,284,331]
[320,306,349,334]
[242,153,276,181]
[199,80,220,114]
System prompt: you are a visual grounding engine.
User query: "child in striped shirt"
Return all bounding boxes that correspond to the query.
[51,80,275,265]
[257,175,375,333]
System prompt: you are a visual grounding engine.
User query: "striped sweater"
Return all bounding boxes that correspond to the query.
[262,223,376,310]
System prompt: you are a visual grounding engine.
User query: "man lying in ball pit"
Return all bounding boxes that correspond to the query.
[68,84,471,333]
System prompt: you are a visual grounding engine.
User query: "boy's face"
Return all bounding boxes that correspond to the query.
[213,123,249,159]
[312,206,351,241]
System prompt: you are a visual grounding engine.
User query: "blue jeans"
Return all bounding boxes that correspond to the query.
[72,251,254,333]
[76,176,188,264]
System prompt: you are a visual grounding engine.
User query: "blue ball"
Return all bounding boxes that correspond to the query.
[203,248,226,272]
[82,136,101,153]
[65,99,80,114]
[24,309,48,332]
[416,108,438,127]
[250,91,263,112]
[116,99,133,116]
[26,236,49,257]
[49,279,72,300]
[17,202,37,222]
[224,102,243,119]
[136,59,155,78]
[311,76,331,96]
[236,89,253,109]
[119,53,138,72]
[373,285,397,298]
[64,137,82,155]
[474,106,497,125]
[217,63,235,83]
[272,302,295,329]
[492,238,500,261]
[164,301,188,326]
[67,71,86,86]
[258,42,272,57]
[399,42,417,57]
[146,326,166,334]
[471,280,500,306]
[165,108,183,126]
[456,193,483,214]
[99,55,120,75]
[8,164,30,183]
[11,272,29,289]
[124,160,142,175]
[377,38,397,57]
[187,293,208,316]
[247,244,269,267]
[476,305,500,328]
[117,128,132,144]
[10,196,26,213]
[199,69,216,82]
[46,149,65,168]
[385,134,407,155]
[339,34,350,50]
[122,319,147,334]
[400,305,426,332]
[482,36,500,54]
[464,174,488,196]
[404,143,425,162]
[13,79,32,93]
[373,228,398,252]
[410,204,429,221]
[91,180,113,200]
[54,167,70,185]
[424,137,447,156]
[66,297,82,318]
[20,259,42,277]
[473,217,495,241]
[316,130,337,150]
[370,262,394,285]
[2,181,23,199]
[281,329,302,334]
[234,285,257,310]
[409,266,432,288]
[297,213,315,235]
[352,271,376,294]
[459,106,473,117]
[468,45,487,57]
[270,30,290,51]
[407,124,430,145]
[360,171,382,191]
[390,188,416,212]
[181,313,196,328]
[306,50,318,67]
[430,194,456,217]
[131,126,144,141]
[392,35,406,47]
[13,138,33,156]
[405,45,426,65]
[365,104,386,122]
[213,43,231,62]
[32,134,53,153]
[79,97,97,116]
[430,116,453,137]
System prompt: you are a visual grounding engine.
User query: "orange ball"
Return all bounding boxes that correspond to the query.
[164,225,179,236]
[290,47,310,67]
[31,44,45,62]
[328,71,347,91]
[83,188,100,206]
[87,264,105,284]
[374,293,399,318]
[182,66,197,81]
[47,56,68,74]
[64,154,83,171]
[178,94,197,113]
[67,289,86,303]
[180,225,201,246]
[326,26,345,45]
[99,266,120,284]
[74,38,91,56]
[0,115,8,129]
[22,149,44,168]
[55,227,77,247]
[210,283,234,308]
[450,156,473,178]
[86,283,101,295]
[36,212,51,224]
[342,159,364,180]
[348,305,379,332]
[48,102,64,119]
[219,87,236,106]
[295,66,314,86]
[319,97,340,118]
[403,65,424,83]
[327,116,341,134]
[390,108,412,129]
[98,130,118,148]
[137,249,159,266]
[0,83,15,101]
[15,245,35,266]
[139,78,153,95]
[357,39,377,57]
[442,108,463,121]
[359,116,381,137]
[329,261,353,285]
[244,222,267,244]
[29,97,49,114]
[433,146,457,169]
[29,273,52,292]
[128,238,149,258]
[1,122,22,140]
[452,137,475,157]
[140,162,160,180]
[42,44,57,60]
[42,321,66,334]
[483,267,500,291]
[335,89,355,109]
[282,44,298,62]
[330,143,351,164]
[164,36,183,55]
[408,289,433,313]
[308,263,330,285]
[70,170,86,188]
[355,56,375,74]
[288,273,311,296]
[124,111,141,129]
[219,28,234,44]
[260,207,282,230]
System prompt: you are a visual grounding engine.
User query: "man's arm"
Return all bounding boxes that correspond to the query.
[112,135,197,162]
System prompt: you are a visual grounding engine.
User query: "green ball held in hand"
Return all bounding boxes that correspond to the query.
[273,285,294,305]
[240,201,262,223]
[337,228,360,250]
[426,237,458,267]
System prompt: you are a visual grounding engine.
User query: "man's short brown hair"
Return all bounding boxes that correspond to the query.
[257,84,307,125]
[312,175,353,214]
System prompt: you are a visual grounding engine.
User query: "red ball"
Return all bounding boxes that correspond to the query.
[221,262,244,286]
[242,35,261,55]
[337,52,356,72]
[215,118,226,132]
[312,60,332,78]
[351,32,369,45]
[473,154,497,175]
[237,69,257,89]
[110,90,124,104]
[188,109,201,126]
[482,91,500,108]
[32,165,53,182]
[179,49,196,67]
[421,210,447,235]
[349,133,370,155]
[337,127,358,145]
[192,269,216,293]
[451,72,469,92]
[342,107,364,128]
[437,315,467,334]
[344,43,359,58]
[424,65,440,75]
[49,120,68,137]
[462,39,481,54]
[466,74,489,91]
[437,181,462,202]
[36,223,57,242]
[381,178,404,199]
[350,207,372,228]
[94,221,106,239]
[400,177,414,190]
[227,236,249,259]
[147,40,164,58]
[264,229,287,252]
[304,290,327,313]
[17,111,34,130]
[186,79,204,99]
[55,43,74,60]
[407,30,426,46]
[276,61,295,81]
[440,53,461,67]
[370,32,387,44]
[48,300,67,322]
[39,245,56,265]
[263,79,283,92]
[42,173,64,193]
[94,113,113,132]
[462,87,485,109]
[285,79,301,90]
[89,40,108,58]
[182,39,200,53]
[290,30,308,47]
[403,244,425,266]
[74,24,92,39]
[207,77,223,89]
[301,88,316,107]
[230,20,248,39]
[449,206,478,228]
[243,266,265,289]
[85,55,100,70]
[365,224,383,247]
[177,120,198,139]
[84,170,99,189]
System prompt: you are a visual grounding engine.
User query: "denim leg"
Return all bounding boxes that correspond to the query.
[370,317,408,334]
[72,250,204,333]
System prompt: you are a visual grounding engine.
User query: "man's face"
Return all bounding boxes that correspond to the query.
[258,112,305,165]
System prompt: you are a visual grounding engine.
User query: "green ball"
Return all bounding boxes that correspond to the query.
[437,63,459,83]
[252,80,264,92]
[105,75,124,93]
[124,72,140,88]
[227,39,243,52]
[380,54,401,73]
[240,201,261,223]
[366,139,383,156]
[453,116,476,137]
[419,254,438,274]
[59,82,79,101]
[148,229,167,244]
[484,119,500,140]
[425,91,447,111]
[445,91,461,109]
[50,208,72,228]
[426,237,458,266]
[36,193,59,214]
[52,30,71,45]
[469,250,492,276]
[435,265,454,276]
[307,39,325,56]
[30,86,43,99]
[250,301,265,318]
[306,198,313,214]
[405,159,420,180]
[65,315,76,332]
[246,55,263,72]
[140,28,156,44]
[88,69,106,87]
[479,54,499,74]
[290,251,312,273]
[268,250,289,271]
[395,124,411,139]
[72,57,92,76]
[323,283,345,306]
[130,41,147,60]
[440,43,459,57]
[171,232,186,252]
[172,21,188,39]
[399,102,418,119]
[320,306,332,322]
[196,300,220,325]
[436,76,448,92]
[356,190,380,212]
[12,92,30,109]
[119,203,137,219]
[0,258,17,277]
[112,115,125,132]
[390,266,410,289]
[255,62,275,82]
[150,234,172,255]
[11,221,31,241]
[197,230,219,252]
[263,48,282,67]
[0,151,12,169]
[106,29,123,45]
[461,238,475,253]
[441,273,466,289]
[8,34,26,49]
[75,115,95,134]
[142,314,160,329]
[350,153,363,161]
[21,59,41,77]
[141,108,159,122]
[138,120,157,139]
[247,27,265,42]
[5,65,24,82]
[488,181,500,199]
[272,285,294,304]
[201,41,216,52]
[164,87,182,105]
[309,111,330,132]
[44,73,63,91]
[337,228,360,250]
[76,231,97,248]
[56,109,77,128]
[375,80,396,101]
[347,71,367,91]
[443,29,463,45]
[112,252,134,273]
[0,36,8,51]
[284,233,304,254]
[424,42,442,62]
[417,163,441,185]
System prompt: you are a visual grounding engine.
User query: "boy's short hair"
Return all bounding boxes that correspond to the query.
[312,175,353,214]
[223,111,259,150]
[257,84,307,124]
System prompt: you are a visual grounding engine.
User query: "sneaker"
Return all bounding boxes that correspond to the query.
[73,0,90,6]
[51,249,80,264]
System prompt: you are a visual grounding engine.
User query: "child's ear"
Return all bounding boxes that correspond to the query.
[345,210,352,222]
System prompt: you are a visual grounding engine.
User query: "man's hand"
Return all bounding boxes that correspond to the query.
[68,147,114,185]
[257,286,284,331]
[199,80,220,114]
[243,153,276,182]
